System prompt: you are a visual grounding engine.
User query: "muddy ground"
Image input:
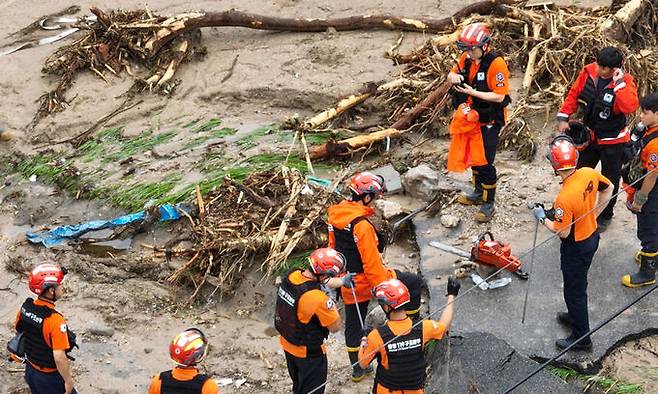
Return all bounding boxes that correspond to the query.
[1,0,657,393]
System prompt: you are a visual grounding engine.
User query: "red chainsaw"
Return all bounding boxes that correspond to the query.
[429,231,529,279]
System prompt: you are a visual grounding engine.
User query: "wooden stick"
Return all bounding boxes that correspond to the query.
[602,0,647,42]
[302,92,372,130]
[522,45,540,91]
[195,185,205,216]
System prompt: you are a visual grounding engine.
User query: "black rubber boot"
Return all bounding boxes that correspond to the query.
[458,183,483,205]
[556,335,592,351]
[475,184,496,223]
[622,253,657,288]
[348,350,372,382]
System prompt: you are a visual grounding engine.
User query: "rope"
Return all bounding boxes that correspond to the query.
[305,169,653,394]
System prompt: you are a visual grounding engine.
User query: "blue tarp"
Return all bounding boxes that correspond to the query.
[26,204,187,248]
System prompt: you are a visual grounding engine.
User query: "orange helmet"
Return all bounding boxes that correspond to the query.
[348,172,386,197]
[28,264,66,296]
[372,279,410,310]
[548,136,579,171]
[457,23,491,51]
[169,328,208,367]
[308,248,346,277]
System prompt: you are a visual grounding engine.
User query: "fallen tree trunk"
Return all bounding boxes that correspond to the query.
[602,0,648,42]
[309,80,452,159]
[120,0,517,55]
[303,92,372,130]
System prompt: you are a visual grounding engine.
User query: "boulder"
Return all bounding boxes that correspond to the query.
[402,164,454,201]
[375,199,406,219]
[440,214,460,228]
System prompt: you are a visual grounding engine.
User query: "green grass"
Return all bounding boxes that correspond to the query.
[303,130,348,145]
[193,118,223,133]
[236,124,280,148]
[98,175,182,212]
[184,127,238,149]
[548,366,643,394]
[276,251,312,275]
[102,129,176,163]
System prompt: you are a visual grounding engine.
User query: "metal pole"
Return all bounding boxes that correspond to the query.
[350,281,366,331]
[521,219,540,324]
[504,282,658,393]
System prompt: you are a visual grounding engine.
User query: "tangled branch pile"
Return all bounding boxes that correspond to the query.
[361,0,658,160]
[163,169,343,302]
[31,7,206,130]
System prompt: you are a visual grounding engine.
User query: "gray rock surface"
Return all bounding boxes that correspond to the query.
[402,165,455,201]
[370,164,403,195]
[414,213,658,372]
[426,332,580,394]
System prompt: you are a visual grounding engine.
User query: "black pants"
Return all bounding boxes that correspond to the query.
[472,124,500,189]
[344,271,423,350]
[637,190,658,253]
[25,362,78,394]
[577,143,624,219]
[285,351,328,394]
[560,232,600,338]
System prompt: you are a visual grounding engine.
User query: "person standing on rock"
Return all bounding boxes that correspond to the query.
[357,278,459,394]
[531,137,612,350]
[147,328,219,394]
[448,22,512,223]
[327,171,424,382]
[274,247,350,394]
[13,264,78,394]
[557,46,639,232]
[621,93,658,287]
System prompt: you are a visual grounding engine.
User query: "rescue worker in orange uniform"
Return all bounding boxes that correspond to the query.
[621,93,658,287]
[557,46,639,232]
[327,172,423,382]
[448,22,511,222]
[275,247,349,394]
[147,328,219,394]
[13,264,78,394]
[358,278,460,394]
[531,137,612,350]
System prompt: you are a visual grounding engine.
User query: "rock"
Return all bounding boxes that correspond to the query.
[325,26,337,34]
[536,184,546,191]
[401,164,454,201]
[408,252,417,259]
[143,347,153,354]
[440,214,460,229]
[369,164,403,195]
[88,325,115,337]
[374,199,405,219]
[365,306,386,328]
[426,332,580,393]
[0,128,13,141]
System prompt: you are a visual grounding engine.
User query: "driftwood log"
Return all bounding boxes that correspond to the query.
[602,0,649,42]
[121,1,515,56]
[309,80,452,159]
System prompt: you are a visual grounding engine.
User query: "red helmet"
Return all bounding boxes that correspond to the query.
[548,136,579,171]
[169,328,208,367]
[457,23,491,51]
[308,248,346,277]
[28,264,66,295]
[372,279,410,310]
[564,120,592,151]
[348,172,386,197]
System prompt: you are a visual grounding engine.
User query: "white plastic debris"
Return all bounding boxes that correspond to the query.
[470,272,489,290]
[216,378,233,387]
[29,175,37,182]
[234,378,247,387]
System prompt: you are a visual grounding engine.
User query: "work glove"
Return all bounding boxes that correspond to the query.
[446,276,461,297]
[341,272,356,289]
[528,202,546,223]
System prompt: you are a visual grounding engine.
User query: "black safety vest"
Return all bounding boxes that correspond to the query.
[456,52,511,127]
[274,270,329,357]
[375,323,426,391]
[577,75,626,137]
[159,370,209,394]
[331,217,384,273]
[16,298,77,370]
[622,128,658,188]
